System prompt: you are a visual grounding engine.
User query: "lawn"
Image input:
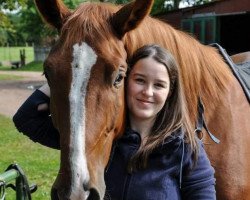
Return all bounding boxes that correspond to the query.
[0,74,23,81]
[0,114,59,199]
[0,47,34,64]
[17,61,43,72]
[0,61,43,72]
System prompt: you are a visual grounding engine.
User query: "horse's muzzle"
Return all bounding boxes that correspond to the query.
[51,186,100,200]
[51,187,60,200]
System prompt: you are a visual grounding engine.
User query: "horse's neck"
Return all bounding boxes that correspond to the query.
[124,18,178,56]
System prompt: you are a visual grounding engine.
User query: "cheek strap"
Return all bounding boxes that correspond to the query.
[195,97,220,144]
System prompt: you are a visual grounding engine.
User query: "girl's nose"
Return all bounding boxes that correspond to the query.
[142,85,153,96]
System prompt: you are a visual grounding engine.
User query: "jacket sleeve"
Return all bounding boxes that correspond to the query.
[181,139,216,200]
[13,89,60,150]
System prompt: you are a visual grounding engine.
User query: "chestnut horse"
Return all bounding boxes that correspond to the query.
[35,0,250,199]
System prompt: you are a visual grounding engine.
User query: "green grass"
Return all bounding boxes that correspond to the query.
[0,61,43,72]
[0,114,59,199]
[16,61,43,72]
[0,47,34,64]
[0,74,23,80]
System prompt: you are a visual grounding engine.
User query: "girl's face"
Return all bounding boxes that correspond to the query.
[127,57,170,123]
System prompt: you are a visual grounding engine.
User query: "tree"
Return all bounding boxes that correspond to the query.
[98,0,214,14]
[0,0,27,10]
[7,0,86,46]
[0,0,28,45]
[17,0,53,45]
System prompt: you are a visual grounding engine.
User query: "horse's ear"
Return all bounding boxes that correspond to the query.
[112,0,154,38]
[34,0,71,31]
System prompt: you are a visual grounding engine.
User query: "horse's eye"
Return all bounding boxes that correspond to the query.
[44,71,49,80]
[43,71,51,86]
[113,71,125,88]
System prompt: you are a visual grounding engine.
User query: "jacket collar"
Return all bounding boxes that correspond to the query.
[124,127,184,148]
[162,128,184,145]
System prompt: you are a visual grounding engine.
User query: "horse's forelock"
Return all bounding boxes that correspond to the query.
[59,3,126,69]
[60,3,117,49]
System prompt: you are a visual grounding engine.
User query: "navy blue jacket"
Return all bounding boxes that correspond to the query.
[13,90,216,200]
[105,128,216,200]
[13,90,60,149]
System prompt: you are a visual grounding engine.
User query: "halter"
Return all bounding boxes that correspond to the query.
[195,98,220,144]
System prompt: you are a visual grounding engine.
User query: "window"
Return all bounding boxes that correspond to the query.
[181,16,216,44]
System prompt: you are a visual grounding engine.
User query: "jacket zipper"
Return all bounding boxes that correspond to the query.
[105,141,117,173]
[123,145,140,200]
[123,173,132,200]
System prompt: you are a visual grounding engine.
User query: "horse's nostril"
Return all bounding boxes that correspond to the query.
[51,187,60,200]
[83,183,89,192]
[51,186,92,200]
[87,188,100,200]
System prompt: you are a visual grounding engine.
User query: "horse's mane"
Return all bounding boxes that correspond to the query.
[61,2,233,125]
[124,17,233,124]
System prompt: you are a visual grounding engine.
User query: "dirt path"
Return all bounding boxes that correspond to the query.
[0,71,46,117]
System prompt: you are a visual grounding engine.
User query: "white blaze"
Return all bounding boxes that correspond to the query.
[69,42,97,198]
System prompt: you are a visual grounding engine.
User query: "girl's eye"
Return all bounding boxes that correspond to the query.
[135,78,145,84]
[154,83,166,88]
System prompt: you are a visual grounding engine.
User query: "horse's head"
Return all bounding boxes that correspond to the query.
[35,0,153,199]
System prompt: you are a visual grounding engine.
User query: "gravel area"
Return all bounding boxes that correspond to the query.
[0,71,46,117]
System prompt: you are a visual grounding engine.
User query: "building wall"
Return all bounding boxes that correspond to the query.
[159,0,250,28]
[157,0,250,53]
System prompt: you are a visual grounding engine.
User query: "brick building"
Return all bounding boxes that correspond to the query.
[158,0,250,54]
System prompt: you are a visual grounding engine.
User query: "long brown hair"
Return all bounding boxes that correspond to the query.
[127,44,198,171]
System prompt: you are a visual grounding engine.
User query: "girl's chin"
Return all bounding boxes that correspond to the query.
[133,112,155,120]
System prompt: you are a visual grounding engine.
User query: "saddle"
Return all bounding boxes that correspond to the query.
[210,43,250,104]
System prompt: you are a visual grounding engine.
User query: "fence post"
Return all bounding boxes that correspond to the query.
[20,49,26,66]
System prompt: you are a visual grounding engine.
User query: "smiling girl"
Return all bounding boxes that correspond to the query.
[105,44,216,200]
